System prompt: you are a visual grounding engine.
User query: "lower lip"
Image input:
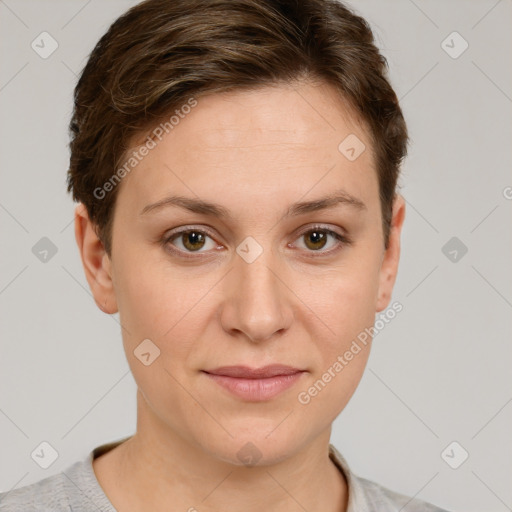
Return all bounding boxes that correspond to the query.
[203,372,305,401]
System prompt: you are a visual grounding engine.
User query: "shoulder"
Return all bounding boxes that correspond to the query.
[1,438,128,512]
[354,474,451,511]
[0,468,72,512]
[328,444,452,512]
[0,456,114,512]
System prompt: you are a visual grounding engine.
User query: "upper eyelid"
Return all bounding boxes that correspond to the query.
[165,223,345,238]
[164,224,347,249]
[165,225,220,243]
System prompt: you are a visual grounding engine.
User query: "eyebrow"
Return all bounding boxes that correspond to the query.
[139,189,366,219]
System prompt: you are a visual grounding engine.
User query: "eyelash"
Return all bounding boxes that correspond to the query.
[161,224,352,260]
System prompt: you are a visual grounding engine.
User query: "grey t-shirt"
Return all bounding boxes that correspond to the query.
[0,438,451,511]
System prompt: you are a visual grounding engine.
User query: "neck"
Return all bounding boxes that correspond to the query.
[93,390,348,512]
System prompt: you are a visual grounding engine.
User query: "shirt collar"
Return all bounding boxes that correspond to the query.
[329,443,370,511]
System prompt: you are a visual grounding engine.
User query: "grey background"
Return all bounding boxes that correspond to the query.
[0,1,511,510]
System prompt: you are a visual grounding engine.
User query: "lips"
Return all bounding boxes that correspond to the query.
[203,364,303,379]
[202,365,306,401]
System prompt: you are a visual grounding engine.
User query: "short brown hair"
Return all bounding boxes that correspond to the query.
[66,0,408,256]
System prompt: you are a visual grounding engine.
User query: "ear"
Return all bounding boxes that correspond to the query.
[376,194,406,312]
[74,203,118,314]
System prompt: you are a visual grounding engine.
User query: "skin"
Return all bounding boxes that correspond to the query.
[75,79,405,512]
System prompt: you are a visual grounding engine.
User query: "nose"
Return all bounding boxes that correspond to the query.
[219,244,294,343]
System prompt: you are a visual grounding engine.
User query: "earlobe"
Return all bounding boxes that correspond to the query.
[74,203,118,314]
[375,194,406,312]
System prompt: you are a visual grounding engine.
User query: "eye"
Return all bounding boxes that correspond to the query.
[291,226,351,256]
[163,227,220,257]
[162,224,351,259]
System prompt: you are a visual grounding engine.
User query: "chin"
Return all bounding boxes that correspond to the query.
[197,423,308,468]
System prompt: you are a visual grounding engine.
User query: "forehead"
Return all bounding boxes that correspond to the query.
[117,81,378,218]
[174,81,371,158]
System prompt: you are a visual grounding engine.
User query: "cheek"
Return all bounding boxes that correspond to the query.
[114,256,217,375]
[115,263,202,416]
[114,249,187,332]
[307,259,380,346]
[295,252,379,411]
[295,272,377,416]
[114,267,163,338]
[296,347,370,423]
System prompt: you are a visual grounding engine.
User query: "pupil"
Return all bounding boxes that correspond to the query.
[184,231,205,250]
[307,230,326,250]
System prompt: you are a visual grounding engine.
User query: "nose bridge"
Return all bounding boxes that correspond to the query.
[222,237,292,342]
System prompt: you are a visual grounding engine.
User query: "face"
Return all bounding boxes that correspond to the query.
[76,80,405,466]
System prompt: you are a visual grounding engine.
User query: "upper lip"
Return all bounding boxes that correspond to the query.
[203,365,304,379]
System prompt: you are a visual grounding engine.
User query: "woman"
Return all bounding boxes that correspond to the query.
[0,0,450,510]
